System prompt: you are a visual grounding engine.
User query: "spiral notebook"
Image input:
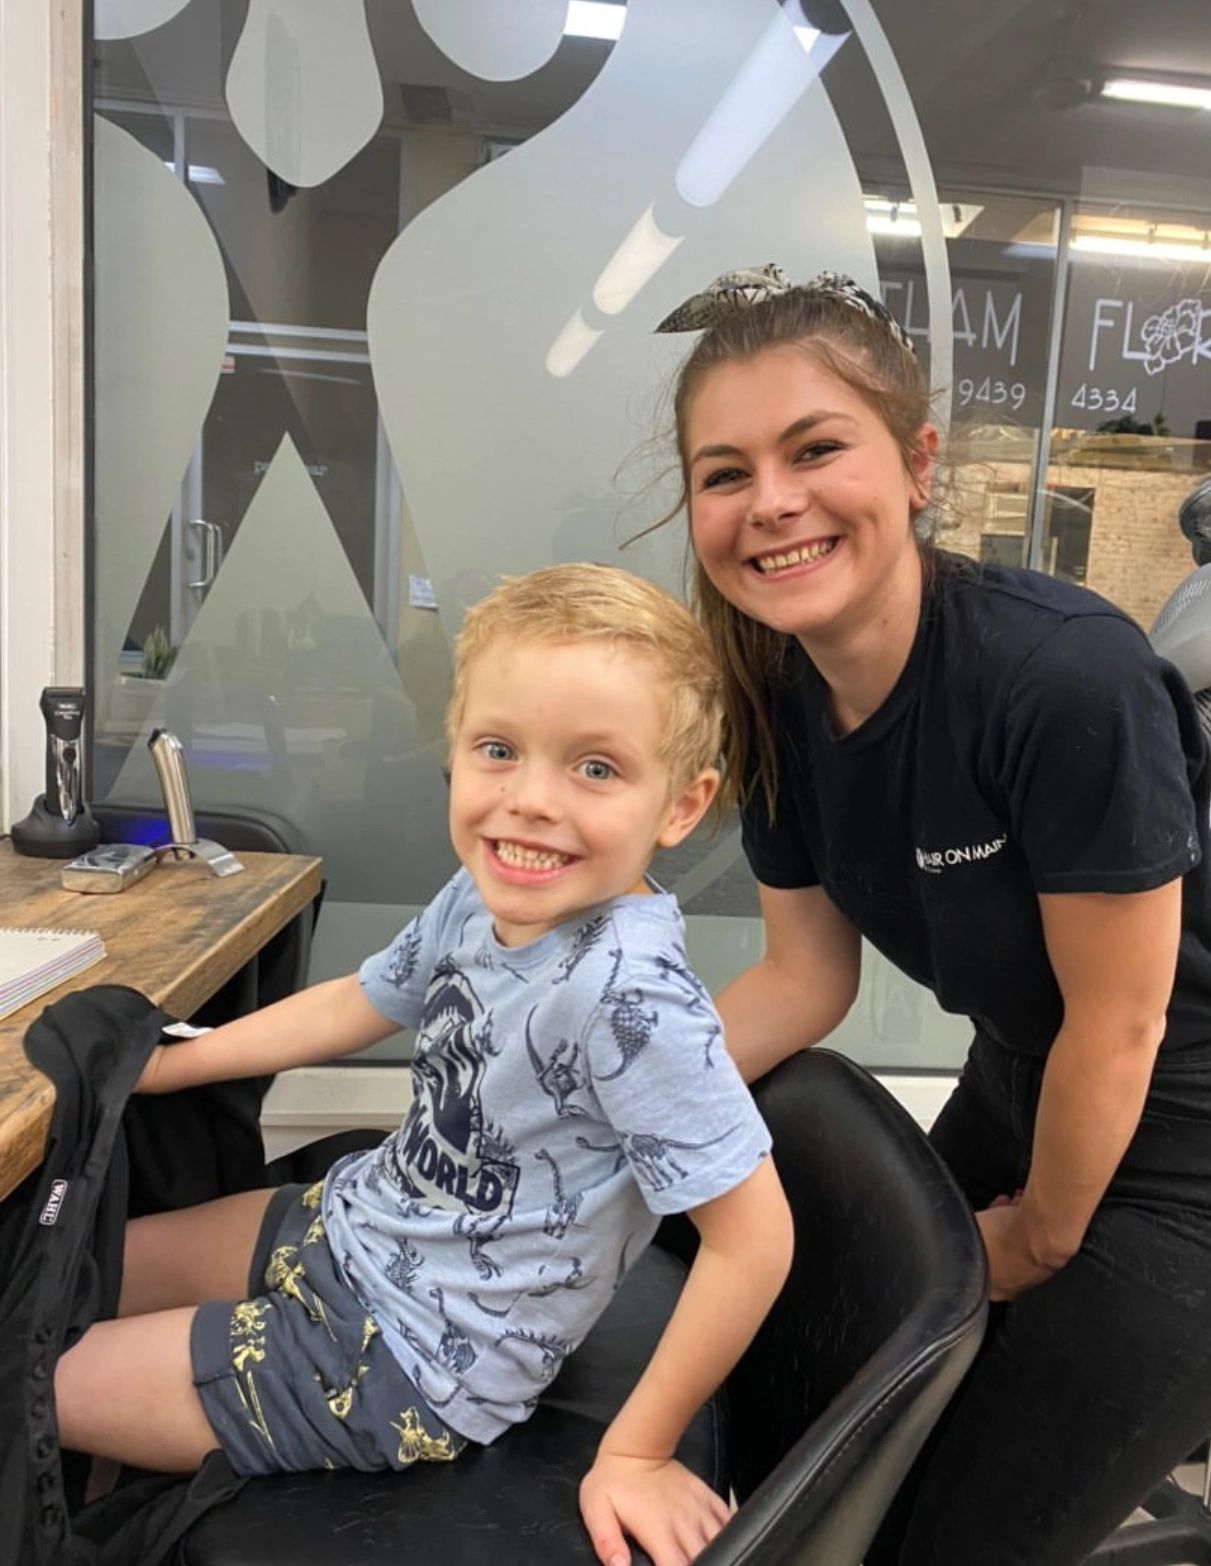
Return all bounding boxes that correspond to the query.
[0,927,105,1021]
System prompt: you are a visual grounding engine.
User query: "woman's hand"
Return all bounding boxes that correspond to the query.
[975,1202,1060,1302]
[579,1450,731,1566]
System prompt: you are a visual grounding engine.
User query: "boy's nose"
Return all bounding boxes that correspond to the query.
[506,767,560,820]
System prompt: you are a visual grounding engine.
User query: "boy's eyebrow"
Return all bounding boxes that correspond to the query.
[689,410,857,465]
[465,717,640,754]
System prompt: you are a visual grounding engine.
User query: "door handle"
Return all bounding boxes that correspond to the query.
[186,518,224,590]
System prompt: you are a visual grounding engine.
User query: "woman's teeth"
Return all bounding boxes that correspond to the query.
[754,539,837,573]
[495,841,571,871]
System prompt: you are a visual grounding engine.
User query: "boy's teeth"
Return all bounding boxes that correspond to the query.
[756,539,836,573]
[495,840,571,871]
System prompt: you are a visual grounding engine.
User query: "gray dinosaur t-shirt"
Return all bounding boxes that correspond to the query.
[321,868,771,1445]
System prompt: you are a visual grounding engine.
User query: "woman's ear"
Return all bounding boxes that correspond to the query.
[657,768,721,849]
[908,423,940,512]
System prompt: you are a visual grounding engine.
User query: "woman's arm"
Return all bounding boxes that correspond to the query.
[136,973,401,1093]
[579,1157,794,1566]
[978,879,1180,1299]
[716,883,861,1083]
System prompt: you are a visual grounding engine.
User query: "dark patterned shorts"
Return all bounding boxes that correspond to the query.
[190,1181,468,1476]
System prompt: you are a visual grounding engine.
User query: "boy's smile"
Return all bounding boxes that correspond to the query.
[448,638,716,948]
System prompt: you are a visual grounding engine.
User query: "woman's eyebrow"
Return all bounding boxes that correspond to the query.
[690,410,857,465]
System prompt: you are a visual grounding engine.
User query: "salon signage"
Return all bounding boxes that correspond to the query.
[1057,259,1211,438]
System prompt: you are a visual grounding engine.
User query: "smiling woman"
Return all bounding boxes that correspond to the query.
[657,266,1211,1566]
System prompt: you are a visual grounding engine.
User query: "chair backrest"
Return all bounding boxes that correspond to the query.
[705,1049,987,1566]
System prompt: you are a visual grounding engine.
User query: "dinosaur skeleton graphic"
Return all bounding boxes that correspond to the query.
[384,1235,425,1294]
[495,1325,572,1383]
[593,948,659,1080]
[453,1208,509,1279]
[396,1320,460,1409]
[386,924,424,988]
[578,1125,740,1192]
[428,1285,478,1375]
[654,947,722,1068]
[535,1145,623,1239]
[467,1256,591,1318]
[525,1006,589,1118]
[552,913,610,986]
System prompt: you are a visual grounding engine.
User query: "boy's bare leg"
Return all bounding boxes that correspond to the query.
[119,1188,277,1316]
[56,1308,220,1471]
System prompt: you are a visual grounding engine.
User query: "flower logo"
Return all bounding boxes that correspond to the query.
[1140,297,1203,376]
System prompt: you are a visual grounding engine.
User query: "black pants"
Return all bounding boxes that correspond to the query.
[867,1031,1211,1566]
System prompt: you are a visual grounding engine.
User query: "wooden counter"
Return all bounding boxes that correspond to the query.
[0,841,323,1201]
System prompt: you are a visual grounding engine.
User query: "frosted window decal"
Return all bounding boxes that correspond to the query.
[93,114,228,750]
[225,0,384,189]
[368,0,876,648]
[837,0,954,418]
[94,0,192,41]
[108,437,454,902]
[413,0,568,83]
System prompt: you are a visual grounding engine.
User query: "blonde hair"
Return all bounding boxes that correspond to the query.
[670,287,937,818]
[446,563,722,795]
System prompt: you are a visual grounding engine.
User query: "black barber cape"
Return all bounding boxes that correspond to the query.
[0,986,256,1565]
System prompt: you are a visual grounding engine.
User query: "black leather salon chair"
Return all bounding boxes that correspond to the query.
[1084,1462,1211,1563]
[179,1049,987,1566]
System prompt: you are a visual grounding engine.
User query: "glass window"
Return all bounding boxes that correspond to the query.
[89,0,1211,1070]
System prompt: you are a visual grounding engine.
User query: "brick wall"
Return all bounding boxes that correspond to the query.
[941,449,1202,631]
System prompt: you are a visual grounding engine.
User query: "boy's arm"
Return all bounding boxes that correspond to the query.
[136,973,400,1093]
[579,1157,793,1566]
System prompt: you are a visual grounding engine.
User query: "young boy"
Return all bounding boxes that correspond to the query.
[55,564,793,1566]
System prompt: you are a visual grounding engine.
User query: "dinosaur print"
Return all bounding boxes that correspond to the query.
[654,946,722,1068]
[552,913,610,985]
[525,1006,589,1118]
[594,948,658,1080]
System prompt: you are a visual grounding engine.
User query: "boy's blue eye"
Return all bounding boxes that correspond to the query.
[582,759,615,781]
[479,740,513,761]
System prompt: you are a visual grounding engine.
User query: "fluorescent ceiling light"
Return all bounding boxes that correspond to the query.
[162,160,224,184]
[675,16,846,208]
[591,204,683,316]
[863,196,983,239]
[546,309,602,378]
[867,214,923,238]
[1072,233,1211,261]
[1101,77,1211,110]
[564,1,625,41]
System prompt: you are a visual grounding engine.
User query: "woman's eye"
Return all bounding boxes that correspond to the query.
[581,759,616,782]
[478,740,513,762]
[700,466,744,490]
[796,441,842,462]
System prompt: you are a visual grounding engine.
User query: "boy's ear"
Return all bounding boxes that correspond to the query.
[657,768,720,849]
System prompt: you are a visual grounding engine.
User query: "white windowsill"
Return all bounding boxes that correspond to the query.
[260,1065,957,1162]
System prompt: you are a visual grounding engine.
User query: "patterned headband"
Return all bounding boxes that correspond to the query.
[655,263,914,353]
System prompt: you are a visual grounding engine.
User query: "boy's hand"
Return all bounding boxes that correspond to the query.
[133,1044,168,1093]
[579,1450,731,1566]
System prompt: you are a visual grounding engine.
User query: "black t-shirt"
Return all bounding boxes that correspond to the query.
[740,553,1211,1056]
